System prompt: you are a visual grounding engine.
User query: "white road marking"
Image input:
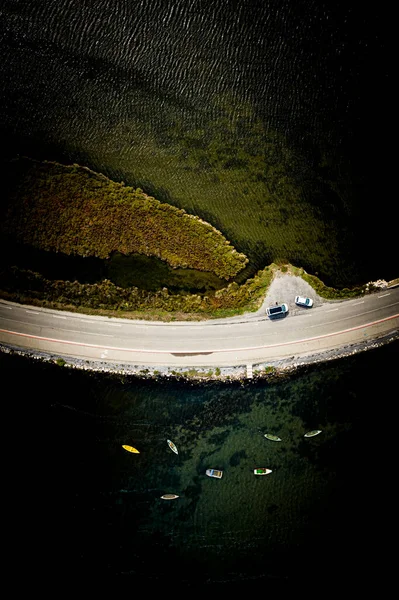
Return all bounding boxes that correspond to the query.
[91,333,114,338]
[353,301,364,305]
[53,315,67,320]
[64,329,115,338]
[107,323,122,327]
[378,293,390,298]
[26,311,40,314]
[326,308,339,312]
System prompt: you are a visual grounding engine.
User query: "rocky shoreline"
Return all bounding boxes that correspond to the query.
[2,329,398,384]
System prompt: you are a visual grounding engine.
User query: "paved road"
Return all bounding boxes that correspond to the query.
[1,286,398,367]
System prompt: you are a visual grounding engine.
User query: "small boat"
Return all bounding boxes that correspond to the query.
[206,469,223,479]
[264,434,282,442]
[161,494,179,500]
[254,468,272,475]
[304,430,322,438]
[167,439,178,454]
[122,444,140,454]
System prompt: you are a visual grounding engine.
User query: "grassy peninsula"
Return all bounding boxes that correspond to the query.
[1,157,248,279]
[0,157,380,321]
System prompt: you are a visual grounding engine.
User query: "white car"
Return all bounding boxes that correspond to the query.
[295,296,313,308]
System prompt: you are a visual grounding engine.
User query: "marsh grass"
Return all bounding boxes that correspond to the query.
[1,157,248,280]
[0,101,376,317]
[0,262,370,321]
[79,100,359,286]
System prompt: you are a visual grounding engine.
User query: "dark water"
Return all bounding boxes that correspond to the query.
[0,241,227,292]
[0,0,395,285]
[3,341,396,585]
[0,0,395,587]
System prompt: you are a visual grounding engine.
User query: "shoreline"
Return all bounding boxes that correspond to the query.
[2,329,398,383]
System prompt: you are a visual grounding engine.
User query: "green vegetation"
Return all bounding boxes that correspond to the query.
[1,157,248,280]
[0,262,370,321]
[158,367,228,380]
[73,97,357,286]
[263,366,276,375]
[0,263,273,317]
[0,109,378,321]
[289,265,367,299]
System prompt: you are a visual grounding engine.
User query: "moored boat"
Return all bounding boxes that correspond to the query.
[304,430,322,438]
[167,439,178,454]
[122,444,140,454]
[254,468,272,475]
[161,494,179,500]
[206,469,223,479]
[264,434,282,442]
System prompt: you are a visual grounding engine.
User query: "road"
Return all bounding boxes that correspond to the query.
[1,286,398,368]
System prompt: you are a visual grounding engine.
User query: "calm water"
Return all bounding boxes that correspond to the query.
[3,341,396,585]
[0,0,395,587]
[0,0,395,285]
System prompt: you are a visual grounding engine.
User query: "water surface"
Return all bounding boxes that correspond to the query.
[4,340,395,585]
[0,0,394,285]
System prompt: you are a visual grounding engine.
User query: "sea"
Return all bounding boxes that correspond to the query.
[2,342,397,587]
[0,0,395,587]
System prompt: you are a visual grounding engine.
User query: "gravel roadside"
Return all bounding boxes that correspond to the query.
[210,270,332,325]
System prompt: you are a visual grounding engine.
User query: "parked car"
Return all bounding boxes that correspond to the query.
[266,303,288,317]
[295,296,313,308]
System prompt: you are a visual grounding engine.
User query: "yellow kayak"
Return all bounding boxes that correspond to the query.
[122,444,140,454]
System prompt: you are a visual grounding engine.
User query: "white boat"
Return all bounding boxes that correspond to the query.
[254,468,272,475]
[161,494,179,500]
[304,430,322,438]
[206,469,223,479]
[167,439,178,454]
[264,433,282,442]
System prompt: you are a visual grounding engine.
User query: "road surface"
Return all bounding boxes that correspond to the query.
[1,285,398,369]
